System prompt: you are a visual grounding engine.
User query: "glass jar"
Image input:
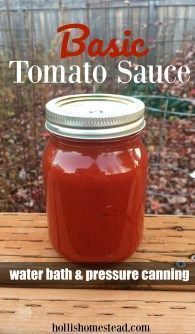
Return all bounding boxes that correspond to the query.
[42,94,148,262]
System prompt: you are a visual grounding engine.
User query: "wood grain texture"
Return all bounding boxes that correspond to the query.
[0,214,194,333]
[0,213,194,262]
[0,288,194,334]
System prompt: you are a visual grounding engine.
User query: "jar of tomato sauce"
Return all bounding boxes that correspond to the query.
[42,94,148,262]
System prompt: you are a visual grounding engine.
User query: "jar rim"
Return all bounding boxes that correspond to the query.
[45,93,145,140]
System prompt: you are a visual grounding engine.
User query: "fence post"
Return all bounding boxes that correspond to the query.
[148,0,157,65]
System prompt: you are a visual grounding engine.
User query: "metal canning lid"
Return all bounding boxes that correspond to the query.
[45,94,145,140]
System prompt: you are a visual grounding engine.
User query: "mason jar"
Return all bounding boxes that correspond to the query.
[42,94,148,262]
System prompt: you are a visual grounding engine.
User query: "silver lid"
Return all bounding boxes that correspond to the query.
[45,94,145,140]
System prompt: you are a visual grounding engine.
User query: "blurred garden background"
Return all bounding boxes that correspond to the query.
[0,0,194,214]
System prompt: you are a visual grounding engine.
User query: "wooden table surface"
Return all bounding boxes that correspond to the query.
[0,213,194,334]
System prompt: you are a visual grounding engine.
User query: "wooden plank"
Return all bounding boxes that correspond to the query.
[0,213,194,263]
[0,214,194,332]
[0,288,194,334]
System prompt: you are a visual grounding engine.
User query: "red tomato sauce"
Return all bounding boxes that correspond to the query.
[42,133,148,262]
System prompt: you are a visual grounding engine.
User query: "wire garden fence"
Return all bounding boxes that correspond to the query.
[0,0,194,214]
